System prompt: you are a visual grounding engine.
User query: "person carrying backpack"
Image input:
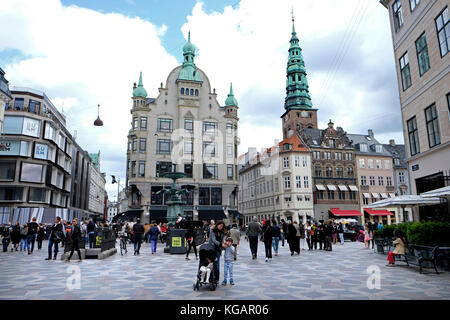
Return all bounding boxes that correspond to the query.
[26,217,39,254]
[19,224,28,251]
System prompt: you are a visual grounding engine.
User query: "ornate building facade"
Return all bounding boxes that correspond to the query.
[126,33,240,223]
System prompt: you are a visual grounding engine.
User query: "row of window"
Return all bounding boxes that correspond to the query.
[360,176,393,187]
[313,151,354,160]
[128,161,235,180]
[282,156,309,168]
[314,166,354,178]
[241,194,313,210]
[180,88,199,96]
[399,7,449,91]
[150,186,222,206]
[358,158,392,170]
[3,116,72,156]
[393,0,424,31]
[5,98,41,114]
[0,160,71,191]
[315,190,357,201]
[407,98,448,156]
[132,117,236,135]
[0,186,67,206]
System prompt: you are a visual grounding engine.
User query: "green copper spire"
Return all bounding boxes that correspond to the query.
[225,82,238,107]
[178,31,202,82]
[133,72,147,98]
[284,16,313,111]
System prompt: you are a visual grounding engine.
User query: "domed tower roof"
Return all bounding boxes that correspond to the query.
[132,72,147,98]
[225,83,238,107]
[178,32,202,82]
[183,31,195,54]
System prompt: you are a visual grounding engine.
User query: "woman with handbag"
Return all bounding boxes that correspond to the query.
[46,216,63,260]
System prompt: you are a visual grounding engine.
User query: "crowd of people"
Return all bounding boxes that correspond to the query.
[0,217,116,261]
[243,217,348,262]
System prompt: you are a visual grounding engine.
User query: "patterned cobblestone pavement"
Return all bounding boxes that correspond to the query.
[0,238,449,300]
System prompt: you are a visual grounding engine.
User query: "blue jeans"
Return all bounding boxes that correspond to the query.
[223,261,234,283]
[272,237,279,253]
[281,233,285,246]
[88,232,95,248]
[26,234,36,252]
[19,238,26,251]
[48,238,59,258]
[215,250,221,281]
[150,239,157,253]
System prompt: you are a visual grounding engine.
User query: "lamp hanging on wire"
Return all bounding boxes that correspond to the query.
[94,104,103,126]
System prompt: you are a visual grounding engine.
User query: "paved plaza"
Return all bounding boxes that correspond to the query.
[0,238,449,300]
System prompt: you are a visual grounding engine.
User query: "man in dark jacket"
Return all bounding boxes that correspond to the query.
[26,217,39,254]
[46,217,63,260]
[132,218,145,255]
[280,219,287,247]
[323,221,333,251]
[245,217,261,259]
[87,219,96,249]
[68,218,82,261]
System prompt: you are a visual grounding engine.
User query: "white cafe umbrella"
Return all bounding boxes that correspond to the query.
[365,195,441,222]
[420,186,450,198]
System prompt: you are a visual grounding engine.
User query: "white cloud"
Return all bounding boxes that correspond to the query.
[0,0,403,201]
[181,0,403,153]
[0,0,178,199]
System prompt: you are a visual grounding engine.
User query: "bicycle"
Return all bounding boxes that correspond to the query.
[119,234,128,255]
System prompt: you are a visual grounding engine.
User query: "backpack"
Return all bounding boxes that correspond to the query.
[20,228,27,236]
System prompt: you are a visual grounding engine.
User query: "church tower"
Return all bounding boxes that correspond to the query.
[281,13,318,139]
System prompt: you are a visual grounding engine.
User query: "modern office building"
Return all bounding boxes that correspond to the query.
[0,68,12,133]
[126,33,239,223]
[87,151,106,217]
[380,0,449,220]
[0,87,106,224]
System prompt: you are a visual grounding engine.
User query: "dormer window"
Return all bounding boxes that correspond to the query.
[283,143,291,151]
[329,139,335,148]
[375,145,383,153]
[360,143,368,152]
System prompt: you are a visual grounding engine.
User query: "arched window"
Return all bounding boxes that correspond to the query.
[186,88,189,95]
[195,89,198,96]
[190,89,194,96]
[181,88,184,95]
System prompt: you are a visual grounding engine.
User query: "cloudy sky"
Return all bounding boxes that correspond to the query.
[0,0,404,201]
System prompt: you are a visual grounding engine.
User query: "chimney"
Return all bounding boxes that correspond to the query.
[390,139,395,146]
[368,129,374,137]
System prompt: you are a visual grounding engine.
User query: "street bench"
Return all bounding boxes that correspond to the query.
[395,245,439,274]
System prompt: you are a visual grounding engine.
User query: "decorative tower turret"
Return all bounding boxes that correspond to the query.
[281,13,318,139]
[224,82,239,120]
[132,72,147,109]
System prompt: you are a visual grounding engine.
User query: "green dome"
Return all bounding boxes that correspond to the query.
[133,72,147,98]
[183,31,195,54]
[225,83,238,107]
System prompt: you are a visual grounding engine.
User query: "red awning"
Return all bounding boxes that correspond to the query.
[329,208,362,217]
[364,209,394,216]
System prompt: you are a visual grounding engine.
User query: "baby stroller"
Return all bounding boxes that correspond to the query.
[193,243,217,291]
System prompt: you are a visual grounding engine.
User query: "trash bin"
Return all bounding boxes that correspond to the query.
[169,228,187,254]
